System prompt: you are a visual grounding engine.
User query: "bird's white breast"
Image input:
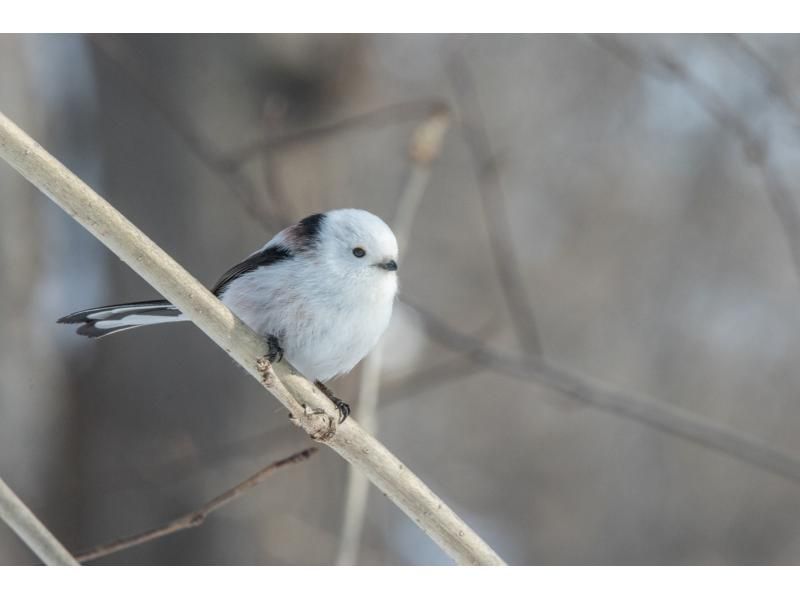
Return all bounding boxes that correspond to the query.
[220,258,396,381]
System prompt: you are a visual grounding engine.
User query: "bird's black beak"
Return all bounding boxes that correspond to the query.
[378,259,398,271]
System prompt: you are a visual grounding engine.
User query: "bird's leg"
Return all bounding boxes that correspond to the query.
[263,336,347,427]
[264,337,339,427]
[314,381,351,424]
[266,334,284,364]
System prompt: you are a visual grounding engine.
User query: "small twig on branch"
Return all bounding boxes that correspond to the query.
[0,475,79,565]
[336,106,450,565]
[0,109,504,565]
[448,53,543,356]
[75,447,318,563]
[402,297,800,484]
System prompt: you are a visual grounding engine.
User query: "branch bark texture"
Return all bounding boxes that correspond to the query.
[0,110,504,566]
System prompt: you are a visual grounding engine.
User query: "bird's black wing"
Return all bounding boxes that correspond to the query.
[212,213,326,296]
[211,245,293,296]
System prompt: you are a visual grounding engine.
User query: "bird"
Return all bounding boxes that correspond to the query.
[58,208,400,422]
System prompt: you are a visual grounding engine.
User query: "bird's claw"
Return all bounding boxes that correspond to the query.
[314,380,351,424]
[266,334,284,364]
[330,397,350,424]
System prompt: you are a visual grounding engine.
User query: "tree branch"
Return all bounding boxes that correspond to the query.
[0,109,504,565]
[75,447,318,563]
[0,475,79,565]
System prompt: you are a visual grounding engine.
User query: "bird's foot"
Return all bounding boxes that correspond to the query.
[266,334,284,364]
[315,381,351,424]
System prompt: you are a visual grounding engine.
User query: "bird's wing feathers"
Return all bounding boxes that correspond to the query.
[211,245,293,296]
[211,213,325,296]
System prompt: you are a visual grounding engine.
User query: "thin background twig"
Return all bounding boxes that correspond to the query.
[75,447,318,563]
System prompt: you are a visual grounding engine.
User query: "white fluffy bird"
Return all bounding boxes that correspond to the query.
[58,209,400,421]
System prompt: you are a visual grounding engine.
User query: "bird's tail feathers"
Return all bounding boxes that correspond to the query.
[57,300,186,338]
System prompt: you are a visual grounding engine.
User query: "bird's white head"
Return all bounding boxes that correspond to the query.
[316,208,399,286]
[269,208,399,302]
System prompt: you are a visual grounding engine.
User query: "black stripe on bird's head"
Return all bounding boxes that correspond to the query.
[291,213,326,251]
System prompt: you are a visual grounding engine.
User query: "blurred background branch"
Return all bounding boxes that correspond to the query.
[723,34,800,127]
[590,34,800,286]
[448,53,543,356]
[403,298,800,484]
[87,34,275,229]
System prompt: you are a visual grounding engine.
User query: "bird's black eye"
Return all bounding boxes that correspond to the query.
[352,247,366,258]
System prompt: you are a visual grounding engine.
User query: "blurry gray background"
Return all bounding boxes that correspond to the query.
[2,33,800,565]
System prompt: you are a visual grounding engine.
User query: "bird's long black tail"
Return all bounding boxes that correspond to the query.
[57,299,186,338]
